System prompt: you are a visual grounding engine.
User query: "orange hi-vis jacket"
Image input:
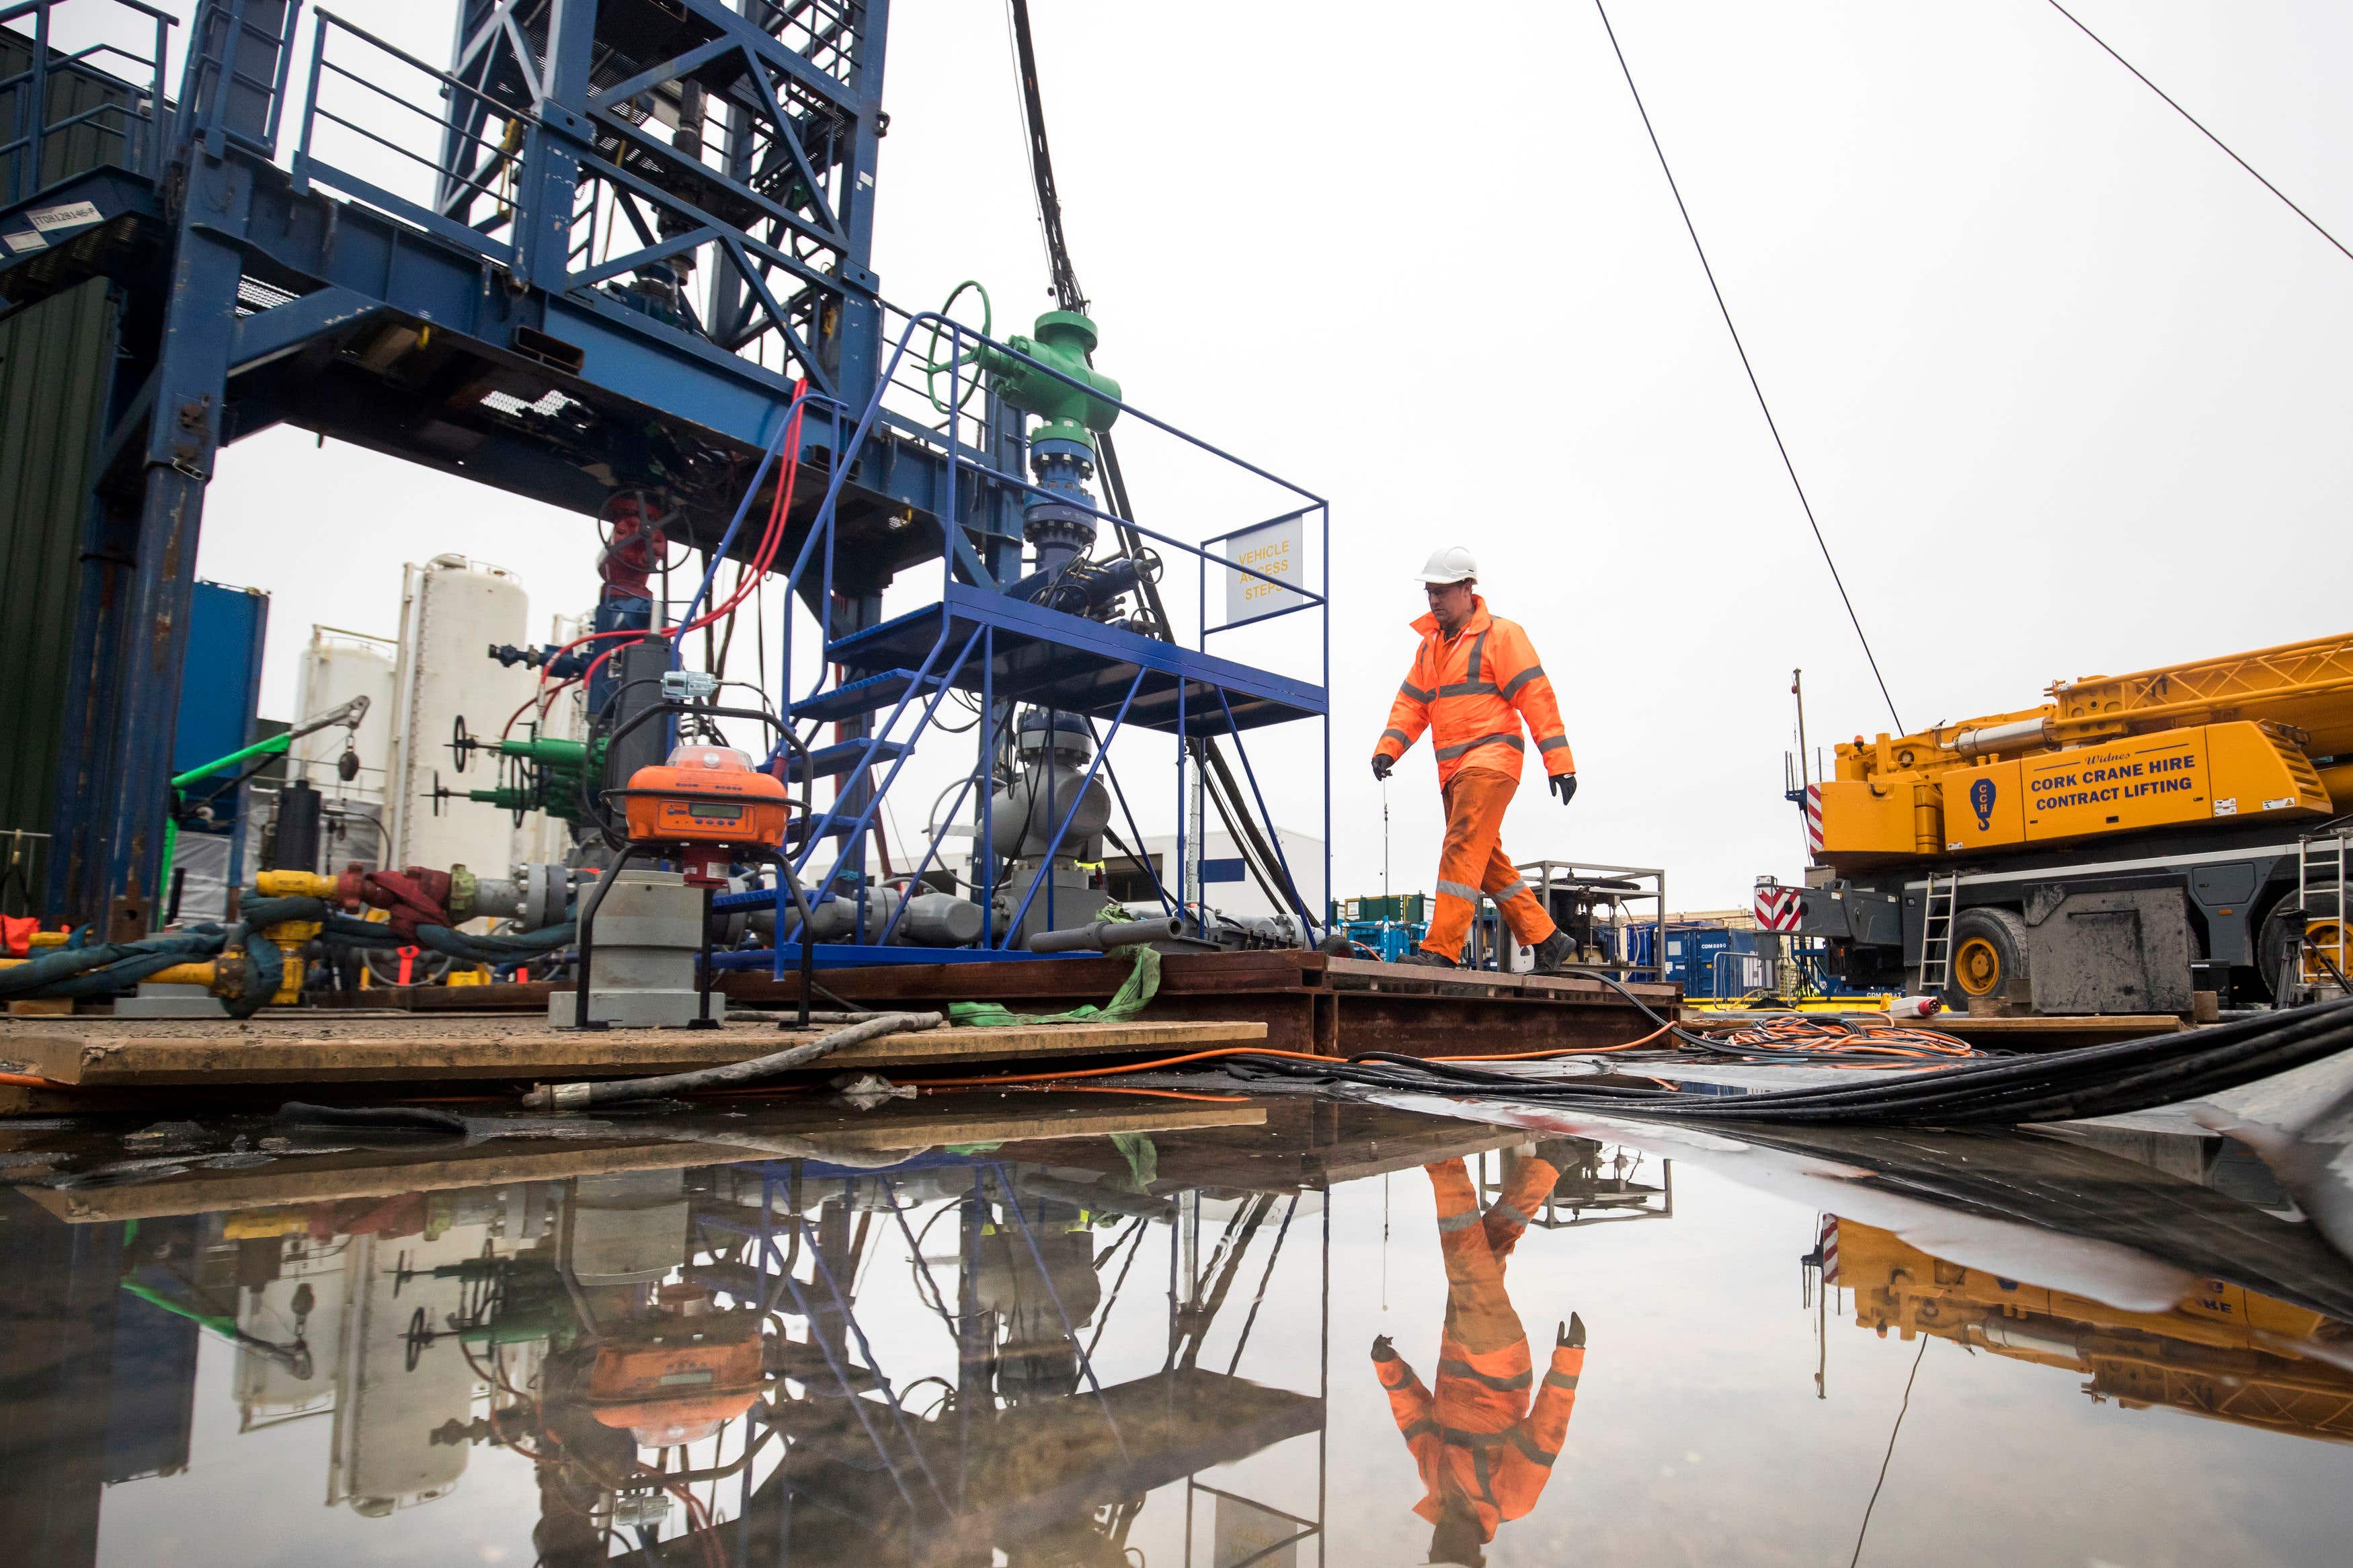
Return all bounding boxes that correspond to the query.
[1376,1339,1585,1540]
[1373,1157,1584,1543]
[1375,597,1574,787]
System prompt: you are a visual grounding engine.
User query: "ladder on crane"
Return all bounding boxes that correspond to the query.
[1917,871,1960,995]
[2296,833,2352,999]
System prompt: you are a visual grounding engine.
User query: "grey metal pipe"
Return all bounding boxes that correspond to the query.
[1027,915,1182,954]
[1951,717,2054,757]
[523,1009,945,1110]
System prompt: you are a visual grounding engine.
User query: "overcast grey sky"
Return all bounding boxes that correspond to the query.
[132,0,2353,909]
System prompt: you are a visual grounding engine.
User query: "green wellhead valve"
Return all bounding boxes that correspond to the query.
[978,311,1121,452]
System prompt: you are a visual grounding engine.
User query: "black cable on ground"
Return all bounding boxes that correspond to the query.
[2042,0,2352,267]
[1591,0,1903,733]
[1197,995,2353,1127]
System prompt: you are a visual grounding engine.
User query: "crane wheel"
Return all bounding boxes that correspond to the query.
[1944,908,2030,1009]
[2257,886,2344,1005]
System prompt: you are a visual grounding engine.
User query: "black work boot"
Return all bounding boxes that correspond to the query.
[1531,931,1576,974]
[1394,949,1455,969]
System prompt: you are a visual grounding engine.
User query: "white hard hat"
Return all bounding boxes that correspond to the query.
[1416,546,1478,585]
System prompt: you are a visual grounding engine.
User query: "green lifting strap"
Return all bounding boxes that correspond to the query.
[947,942,1160,1028]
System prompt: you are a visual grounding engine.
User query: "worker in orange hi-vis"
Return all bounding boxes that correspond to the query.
[1372,546,1577,971]
[1373,1151,1589,1568]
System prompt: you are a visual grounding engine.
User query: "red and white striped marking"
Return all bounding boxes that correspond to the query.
[1804,783,1825,856]
[1754,885,1802,932]
[1819,1215,1840,1284]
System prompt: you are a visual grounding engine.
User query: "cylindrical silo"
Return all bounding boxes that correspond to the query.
[292,626,397,802]
[384,554,534,874]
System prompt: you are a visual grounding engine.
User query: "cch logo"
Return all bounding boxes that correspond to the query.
[1969,777,1997,831]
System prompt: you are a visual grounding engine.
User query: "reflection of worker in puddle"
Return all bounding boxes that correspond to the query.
[1373,1150,1587,1567]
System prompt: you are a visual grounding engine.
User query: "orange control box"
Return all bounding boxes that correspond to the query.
[623,745,791,848]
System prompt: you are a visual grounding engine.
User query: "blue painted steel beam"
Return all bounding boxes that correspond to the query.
[827,582,1325,735]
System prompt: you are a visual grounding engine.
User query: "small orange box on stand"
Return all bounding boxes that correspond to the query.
[619,745,791,885]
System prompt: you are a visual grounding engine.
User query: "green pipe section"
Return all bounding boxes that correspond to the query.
[978,310,1121,451]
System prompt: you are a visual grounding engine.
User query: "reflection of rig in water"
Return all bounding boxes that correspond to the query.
[7,1096,1524,1567]
[1816,1216,2353,1444]
[1477,1138,1672,1231]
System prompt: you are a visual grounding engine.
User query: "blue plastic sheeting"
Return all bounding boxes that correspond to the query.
[169,581,269,783]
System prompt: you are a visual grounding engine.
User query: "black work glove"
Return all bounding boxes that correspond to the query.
[1371,753,1394,782]
[1371,1333,1398,1362]
[1549,772,1577,806]
[1558,1313,1587,1349]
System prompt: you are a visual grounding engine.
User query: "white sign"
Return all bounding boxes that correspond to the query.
[28,200,102,233]
[1223,514,1305,624]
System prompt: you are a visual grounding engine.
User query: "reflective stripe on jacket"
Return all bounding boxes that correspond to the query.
[1374,596,1573,786]
[1376,1339,1585,1538]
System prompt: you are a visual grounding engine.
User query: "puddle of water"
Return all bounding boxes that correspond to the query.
[2,1089,2350,1567]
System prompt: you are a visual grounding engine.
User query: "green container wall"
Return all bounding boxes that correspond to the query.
[0,30,155,197]
[0,277,116,909]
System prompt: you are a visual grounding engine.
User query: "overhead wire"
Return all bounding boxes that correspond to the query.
[1003,0,1318,935]
[2041,0,2352,267]
[1590,0,1905,733]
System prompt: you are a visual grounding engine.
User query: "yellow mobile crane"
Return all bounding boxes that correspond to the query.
[1823,1216,2353,1445]
[1793,632,2353,1012]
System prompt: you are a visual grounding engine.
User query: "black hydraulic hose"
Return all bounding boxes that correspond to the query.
[1211,996,2353,1127]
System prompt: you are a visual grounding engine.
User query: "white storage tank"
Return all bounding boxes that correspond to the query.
[292,626,399,872]
[292,626,397,802]
[384,554,534,875]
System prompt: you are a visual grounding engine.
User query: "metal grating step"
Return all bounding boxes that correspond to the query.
[789,669,945,725]
[783,739,911,782]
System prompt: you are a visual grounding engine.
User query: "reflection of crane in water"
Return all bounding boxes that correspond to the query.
[1806,1216,2353,1444]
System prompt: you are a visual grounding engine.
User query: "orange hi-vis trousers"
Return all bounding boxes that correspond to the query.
[1424,768,1557,960]
[1373,1157,1586,1543]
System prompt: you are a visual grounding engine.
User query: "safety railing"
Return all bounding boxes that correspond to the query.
[704,305,1331,958]
[289,8,521,265]
[0,0,175,205]
[286,1,866,401]
[172,0,298,160]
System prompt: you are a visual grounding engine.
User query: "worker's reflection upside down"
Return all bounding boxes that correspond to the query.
[1372,1151,1588,1567]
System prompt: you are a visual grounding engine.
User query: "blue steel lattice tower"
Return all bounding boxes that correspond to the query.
[3,0,1329,948]
[0,0,975,922]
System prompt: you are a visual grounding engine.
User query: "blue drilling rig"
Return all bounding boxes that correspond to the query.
[0,0,1329,966]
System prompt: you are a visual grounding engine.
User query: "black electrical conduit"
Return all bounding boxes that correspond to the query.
[1006,0,1316,936]
[1206,994,2353,1128]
